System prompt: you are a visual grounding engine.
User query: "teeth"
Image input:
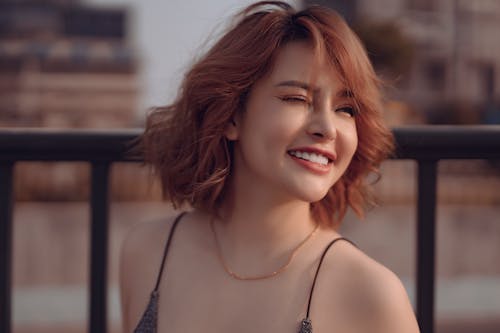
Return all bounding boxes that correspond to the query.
[290,150,329,165]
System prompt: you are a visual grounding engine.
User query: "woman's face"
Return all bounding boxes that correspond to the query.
[227,41,358,203]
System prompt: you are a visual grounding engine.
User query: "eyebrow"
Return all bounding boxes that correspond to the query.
[275,80,355,98]
[275,80,311,90]
[337,88,355,99]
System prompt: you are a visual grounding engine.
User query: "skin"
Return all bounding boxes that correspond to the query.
[120,42,420,333]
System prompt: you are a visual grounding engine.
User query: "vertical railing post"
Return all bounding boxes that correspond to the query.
[89,162,110,333]
[416,159,438,333]
[0,162,14,333]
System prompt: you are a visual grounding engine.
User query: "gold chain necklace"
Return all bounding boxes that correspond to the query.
[210,217,319,281]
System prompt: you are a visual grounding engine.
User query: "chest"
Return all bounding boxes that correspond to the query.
[154,246,323,333]
[156,266,314,333]
[149,228,361,333]
[156,287,359,333]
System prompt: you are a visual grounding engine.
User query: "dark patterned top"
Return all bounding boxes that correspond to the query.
[132,212,354,333]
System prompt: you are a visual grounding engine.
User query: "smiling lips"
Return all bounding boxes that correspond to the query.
[287,147,336,175]
[289,150,329,165]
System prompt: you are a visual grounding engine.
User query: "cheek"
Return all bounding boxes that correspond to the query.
[245,104,305,146]
[238,113,287,161]
[335,126,358,176]
[267,115,304,144]
[339,121,358,157]
[348,125,358,156]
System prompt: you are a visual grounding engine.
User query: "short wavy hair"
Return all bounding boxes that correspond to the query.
[141,1,394,228]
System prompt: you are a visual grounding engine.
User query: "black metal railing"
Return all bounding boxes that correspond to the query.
[1,126,500,333]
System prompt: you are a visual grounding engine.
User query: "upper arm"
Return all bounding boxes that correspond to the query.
[119,218,174,332]
[119,224,140,333]
[368,269,420,333]
[321,242,420,333]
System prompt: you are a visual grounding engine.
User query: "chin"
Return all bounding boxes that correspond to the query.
[295,187,332,203]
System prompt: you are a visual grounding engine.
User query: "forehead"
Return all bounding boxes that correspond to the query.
[268,41,344,90]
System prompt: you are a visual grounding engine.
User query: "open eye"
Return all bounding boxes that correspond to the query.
[335,105,356,117]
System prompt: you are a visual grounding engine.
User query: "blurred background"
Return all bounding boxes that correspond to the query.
[0,0,499,332]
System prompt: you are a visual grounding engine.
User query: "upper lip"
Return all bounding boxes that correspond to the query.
[288,146,337,162]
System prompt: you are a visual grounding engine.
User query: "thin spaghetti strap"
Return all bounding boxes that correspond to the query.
[152,211,187,292]
[305,237,356,319]
[132,212,186,333]
[298,237,356,333]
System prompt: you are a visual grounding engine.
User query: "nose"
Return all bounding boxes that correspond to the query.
[306,104,337,141]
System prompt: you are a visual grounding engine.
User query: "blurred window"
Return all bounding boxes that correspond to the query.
[424,59,447,90]
[407,0,436,11]
[0,5,59,38]
[63,8,125,39]
[479,63,495,100]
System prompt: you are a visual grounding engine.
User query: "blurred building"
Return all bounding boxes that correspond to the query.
[0,0,138,128]
[0,0,150,202]
[305,0,500,123]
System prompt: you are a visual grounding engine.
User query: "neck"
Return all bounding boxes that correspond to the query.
[219,198,313,243]
[213,203,317,279]
[212,178,318,276]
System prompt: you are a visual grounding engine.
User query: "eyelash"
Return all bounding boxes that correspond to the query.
[280,96,357,117]
[280,96,310,105]
[336,106,356,117]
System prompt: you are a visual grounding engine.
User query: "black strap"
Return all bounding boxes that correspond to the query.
[305,237,356,319]
[153,212,187,292]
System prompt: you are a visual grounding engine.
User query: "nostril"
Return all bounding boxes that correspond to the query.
[310,130,336,141]
[307,122,336,141]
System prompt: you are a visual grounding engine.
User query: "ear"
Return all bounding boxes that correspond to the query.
[224,118,239,141]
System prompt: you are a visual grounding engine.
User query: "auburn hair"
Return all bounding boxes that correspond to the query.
[141,1,394,228]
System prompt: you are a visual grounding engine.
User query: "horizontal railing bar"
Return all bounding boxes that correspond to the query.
[393,125,500,159]
[0,128,142,162]
[0,126,499,161]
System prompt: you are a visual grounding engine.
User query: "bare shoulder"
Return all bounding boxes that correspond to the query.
[119,212,183,332]
[319,239,420,333]
[120,214,178,283]
[120,214,178,262]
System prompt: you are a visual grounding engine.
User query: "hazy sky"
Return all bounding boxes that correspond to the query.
[86,0,299,117]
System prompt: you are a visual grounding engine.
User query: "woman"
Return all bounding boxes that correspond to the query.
[120,1,420,332]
